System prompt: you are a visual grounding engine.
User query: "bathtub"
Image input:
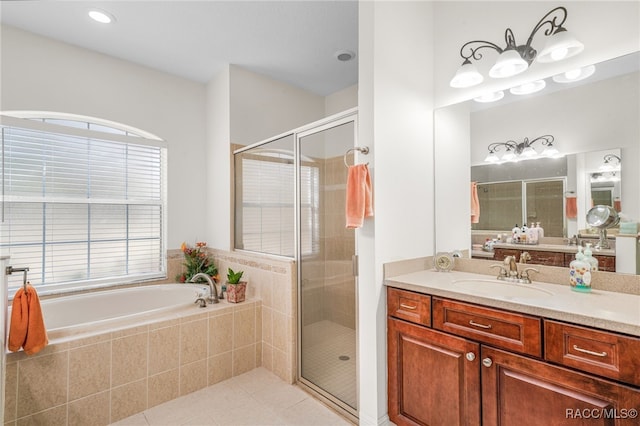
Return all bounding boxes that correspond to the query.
[8,283,212,343]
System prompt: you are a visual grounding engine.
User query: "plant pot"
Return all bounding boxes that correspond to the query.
[226,281,247,303]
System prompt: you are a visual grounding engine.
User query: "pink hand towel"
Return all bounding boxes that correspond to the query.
[566,196,577,219]
[470,182,480,224]
[346,164,373,229]
[8,284,48,355]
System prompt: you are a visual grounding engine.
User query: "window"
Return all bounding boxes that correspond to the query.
[234,135,319,257]
[1,115,167,295]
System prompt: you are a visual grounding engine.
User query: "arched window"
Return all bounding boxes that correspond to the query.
[1,112,167,296]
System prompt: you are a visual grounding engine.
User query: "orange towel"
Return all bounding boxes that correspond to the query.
[346,164,373,228]
[566,196,577,219]
[8,284,48,355]
[470,182,480,224]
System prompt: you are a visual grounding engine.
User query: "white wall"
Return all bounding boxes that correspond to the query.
[358,1,435,424]
[205,66,232,250]
[229,65,326,146]
[0,25,207,249]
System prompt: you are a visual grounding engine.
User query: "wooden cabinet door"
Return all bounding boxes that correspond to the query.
[388,318,481,426]
[482,346,640,426]
[493,247,520,261]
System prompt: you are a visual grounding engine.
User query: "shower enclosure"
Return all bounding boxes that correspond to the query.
[297,113,358,418]
[233,110,359,420]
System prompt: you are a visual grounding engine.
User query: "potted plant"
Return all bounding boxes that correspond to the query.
[225,268,246,303]
[176,241,219,284]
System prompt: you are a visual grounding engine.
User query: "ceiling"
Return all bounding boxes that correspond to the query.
[0,1,359,96]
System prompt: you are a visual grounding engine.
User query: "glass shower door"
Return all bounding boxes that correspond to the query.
[297,117,358,416]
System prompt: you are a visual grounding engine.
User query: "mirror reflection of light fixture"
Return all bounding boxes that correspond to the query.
[509,79,547,95]
[552,64,596,83]
[473,90,505,103]
[450,6,583,88]
[484,135,561,163]
[591,172,620,183]
[599,154,621,172]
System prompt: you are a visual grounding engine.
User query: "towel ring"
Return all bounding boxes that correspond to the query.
[344,146,370,168]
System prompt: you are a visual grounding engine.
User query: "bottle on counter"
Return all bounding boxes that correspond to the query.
[527,225,539,244]
[512,224,521,242]
[569,246,591,292]
[536,222,544,239]
[583,243,599,272]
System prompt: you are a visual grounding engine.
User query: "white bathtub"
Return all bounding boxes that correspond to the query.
[8,283,212,343]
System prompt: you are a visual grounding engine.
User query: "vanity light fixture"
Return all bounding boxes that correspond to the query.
[88,9,116,24]
[450,6,583,88]
[599,154,621,172]
[484,135,560,163]
[552,64,596,83]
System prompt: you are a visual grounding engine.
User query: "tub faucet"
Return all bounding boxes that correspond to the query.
[189,273,220,304]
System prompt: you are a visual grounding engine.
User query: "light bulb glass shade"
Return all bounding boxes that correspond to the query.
[474,91,505,103]
[489,49,528,78]
[552,64,596,83]
[537,29,584,63]
[501,151,517,162]
[509,79,546,95]
[450,62,484,88]
[542,145,560,157]
[88,9,115,24]
[484,152,501,163]
[521,146,537,158]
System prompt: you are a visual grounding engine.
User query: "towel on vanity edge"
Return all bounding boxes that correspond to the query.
[346,163,373,229]
[8,284,48,355]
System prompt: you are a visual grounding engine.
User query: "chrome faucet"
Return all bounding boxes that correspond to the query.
[189,273,220,304]
[489,256,539,284]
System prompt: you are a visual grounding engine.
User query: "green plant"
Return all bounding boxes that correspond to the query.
[176,241,218,283]
[226,268,244,284]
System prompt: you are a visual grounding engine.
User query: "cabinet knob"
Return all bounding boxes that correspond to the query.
[465,352,476,361]
[482,357,493,368]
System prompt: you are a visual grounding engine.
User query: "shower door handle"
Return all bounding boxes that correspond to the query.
[352,255,359,277]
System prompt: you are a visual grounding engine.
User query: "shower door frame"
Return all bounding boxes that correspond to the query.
[294,109,359,422]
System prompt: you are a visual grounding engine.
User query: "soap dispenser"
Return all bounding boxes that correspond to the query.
[536,222,544,239]
[569,247,591,292]
[583,243,599,271]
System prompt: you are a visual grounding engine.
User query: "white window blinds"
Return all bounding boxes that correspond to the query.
[234,143,319,258]
[1,122,167,293]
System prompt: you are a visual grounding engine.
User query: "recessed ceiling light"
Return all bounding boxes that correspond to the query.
[88,9,116,24]
[335,50,356,62]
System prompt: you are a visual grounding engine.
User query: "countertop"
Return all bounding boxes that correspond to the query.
[385,269,640,337]
[492,242,615,256]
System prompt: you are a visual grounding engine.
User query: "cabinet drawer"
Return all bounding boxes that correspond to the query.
[493,248,520,261]
[594,255,616,272]
[432,298,542,357]
[387,287,431,326]
[527,250,564,266]
[545,320,640,386]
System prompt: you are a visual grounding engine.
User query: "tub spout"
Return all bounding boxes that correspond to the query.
[189,273,220,304]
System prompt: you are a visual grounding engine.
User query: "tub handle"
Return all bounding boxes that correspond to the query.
[6,266,30,291]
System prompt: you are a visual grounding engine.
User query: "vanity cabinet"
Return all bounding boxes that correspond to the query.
[493,247,616,272]
[387,287,640,426]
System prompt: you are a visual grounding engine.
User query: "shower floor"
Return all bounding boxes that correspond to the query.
[301,320,357,409]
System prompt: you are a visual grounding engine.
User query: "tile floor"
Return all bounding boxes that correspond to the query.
[111,367,354,426]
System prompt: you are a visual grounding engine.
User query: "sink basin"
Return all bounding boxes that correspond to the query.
[452,279,554,299]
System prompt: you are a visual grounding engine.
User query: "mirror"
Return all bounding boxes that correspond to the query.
[435,51,640,274]
[586,205,620,249]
